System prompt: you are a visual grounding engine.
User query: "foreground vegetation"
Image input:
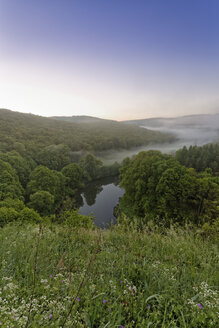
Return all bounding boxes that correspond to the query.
[0,109,218,326]
[0,221,218,327]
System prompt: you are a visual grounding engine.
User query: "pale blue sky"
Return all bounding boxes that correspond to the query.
[0,0,219,120]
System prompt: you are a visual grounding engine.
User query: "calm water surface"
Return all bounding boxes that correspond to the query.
[79,177,124,228]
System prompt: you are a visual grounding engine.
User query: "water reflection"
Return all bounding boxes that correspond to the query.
[78,176,124,228]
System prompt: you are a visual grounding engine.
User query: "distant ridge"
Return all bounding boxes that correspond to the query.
[0,108,174,152]
[51,115,115,124]
[122,113,219,128]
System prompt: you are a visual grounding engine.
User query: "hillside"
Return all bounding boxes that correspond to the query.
[0,109,174,154]
[122,114,219,145]
[122,113,219,128]
[51,115,113,124]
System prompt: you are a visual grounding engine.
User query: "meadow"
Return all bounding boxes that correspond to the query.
[0,221,218,327]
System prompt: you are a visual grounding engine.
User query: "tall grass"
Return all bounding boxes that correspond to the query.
[0,222,218,327]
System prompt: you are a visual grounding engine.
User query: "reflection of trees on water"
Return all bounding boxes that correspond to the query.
[83,184,103,206]
[80,176,120,207]
[74,193,84,208]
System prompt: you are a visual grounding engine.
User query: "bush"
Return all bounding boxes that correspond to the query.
[0,198,25,211]
[0,207,19,227]
[19,207,41,223]
[58,210,94,228]
[28,190,54,216]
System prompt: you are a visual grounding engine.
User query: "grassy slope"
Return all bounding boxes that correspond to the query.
[0,223,218,327]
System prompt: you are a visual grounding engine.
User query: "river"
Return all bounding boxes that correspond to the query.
[79,123,218,227]
[78,176,124,228]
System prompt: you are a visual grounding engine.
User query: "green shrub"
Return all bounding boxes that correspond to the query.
[0,198,25,211]
[59,210,94,228]
[0,207,19,227]
[19,207,41,223]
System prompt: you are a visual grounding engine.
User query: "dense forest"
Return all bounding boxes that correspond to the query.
[0,109,218,227]
[0,110,218,228]
[175,143,219,174]
[0,109,174,156]
[119,148,218,227]
[0,109,218,327]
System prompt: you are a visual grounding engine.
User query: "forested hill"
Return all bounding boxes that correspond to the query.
[122,113,219,145]
[0,108,174,154]
[51,115,113,124]
[122,113,219,128]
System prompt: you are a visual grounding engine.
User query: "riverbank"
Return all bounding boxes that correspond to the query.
[0,222,218,327]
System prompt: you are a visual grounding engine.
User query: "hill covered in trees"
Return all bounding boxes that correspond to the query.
[0,109,174,156]
[122,114,219,146]
[51,115,113,124]
[122,113,219,128]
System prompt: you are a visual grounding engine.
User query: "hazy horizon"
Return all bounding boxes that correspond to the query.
[1,1,219,120]
[1,107,219,122]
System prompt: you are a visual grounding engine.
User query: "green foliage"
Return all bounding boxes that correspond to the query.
[0,223,217,326]
[0,150,33,187]
[0,159,24,200]
[61,163,84,195]
[175,143,219,174]
[197,218,219,240]
[98,161,120,178]
[19,207,41,223]
[37,144,71,170]
[0,198,25,211]
[58,210,94,228]
[79,154,120,182]
[26,165,65,203]
[80,153,103,181]
[0,199,40,226]
[0,108,174,155]
[28,191,54,216]
[0,207,19,227]
[120,151,219,225]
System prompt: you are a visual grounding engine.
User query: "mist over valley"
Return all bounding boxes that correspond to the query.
[95,113,219,164]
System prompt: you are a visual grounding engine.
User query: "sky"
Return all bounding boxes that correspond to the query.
[0,0,219,120]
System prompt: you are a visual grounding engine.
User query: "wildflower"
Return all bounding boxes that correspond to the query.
[197,303,203,309]
[120,326,124,328]
[146,305,151,309]
[50,275,53,278]
[0,322,2,325]
[120,281,123,284]
[103,299,107,303]
[61,280,64,283]
[77,297,80,302]
[49,314,53,319]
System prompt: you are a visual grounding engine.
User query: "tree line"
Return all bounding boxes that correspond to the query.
[0,108,174,156]
[119,147,219,227]
[0,149,120,227]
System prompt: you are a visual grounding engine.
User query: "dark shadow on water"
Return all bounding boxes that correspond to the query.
[77,176,124,228]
